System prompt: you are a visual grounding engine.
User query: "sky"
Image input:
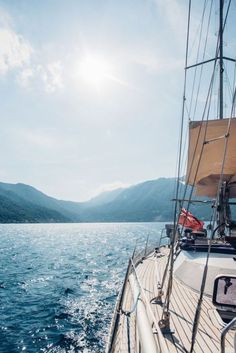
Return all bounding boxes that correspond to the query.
[0,0,235,201]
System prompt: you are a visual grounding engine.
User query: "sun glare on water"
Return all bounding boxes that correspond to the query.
[77,54,113,90]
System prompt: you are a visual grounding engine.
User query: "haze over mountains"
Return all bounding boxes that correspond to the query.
[0,178,212,223]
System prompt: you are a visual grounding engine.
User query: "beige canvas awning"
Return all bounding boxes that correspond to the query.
[186,118,236,198]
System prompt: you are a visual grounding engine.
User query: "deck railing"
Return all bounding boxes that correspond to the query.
[132,229,169,266]
[221,316,236,353]
[130,258,169,353]
[106,229,170,353]
[106,258,132,353]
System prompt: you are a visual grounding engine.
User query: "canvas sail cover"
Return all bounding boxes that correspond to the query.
[186,118,236,198]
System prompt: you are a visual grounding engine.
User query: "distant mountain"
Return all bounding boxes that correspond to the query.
[0,178,212,223]
[0,182,82,222]
[85,188,125,207]
[79,178,177,222]
[0,188,70,223]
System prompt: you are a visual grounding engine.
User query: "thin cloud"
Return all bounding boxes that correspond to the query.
[0,7,64,94]
[0,8,13,27]
[0,28,32,75]
[17,68,34,87]
[37,61,63,93]
[17,61,64,93]
[153,0,187,43]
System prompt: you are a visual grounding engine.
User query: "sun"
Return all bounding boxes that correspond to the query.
[77,54,112,90]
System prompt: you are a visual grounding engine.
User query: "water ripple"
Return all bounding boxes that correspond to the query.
[0,222,163,353]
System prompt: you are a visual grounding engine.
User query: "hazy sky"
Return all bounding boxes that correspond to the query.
[0,0,235,201]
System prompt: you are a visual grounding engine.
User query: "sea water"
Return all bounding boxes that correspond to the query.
[0,222,164,353]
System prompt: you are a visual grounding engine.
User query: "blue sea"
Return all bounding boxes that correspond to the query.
[0,222,164,353]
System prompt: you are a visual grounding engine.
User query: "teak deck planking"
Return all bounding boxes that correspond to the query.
[109,247,235,353]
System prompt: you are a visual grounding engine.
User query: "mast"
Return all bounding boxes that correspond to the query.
[219,0,224,120]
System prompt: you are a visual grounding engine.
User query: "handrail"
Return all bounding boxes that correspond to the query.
[221,316,236,353]
[107,239,168,353]
[130,258,169,353]
[106,258,132,353]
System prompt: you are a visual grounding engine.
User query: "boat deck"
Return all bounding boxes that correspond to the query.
[108,247,235,353]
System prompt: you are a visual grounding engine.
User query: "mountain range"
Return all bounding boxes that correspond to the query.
[0,178,212,223]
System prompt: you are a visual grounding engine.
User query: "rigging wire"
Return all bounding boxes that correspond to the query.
[192,0,214,121]
[224,62,234,97]
[177,49,217,240]
[177,0,232,240]
[232,61,236,116]
[161,0,192,319]
[189,0,208,119]
[178,0,213,198]
[179,0,213,196]
[190,2,234,350]
[162,0,234,330]
[178,55,216,238]
[225,65,234,109]
[190,95,234,353]
[162,2,217,322]
[161,0,234,331]
[178,0,214,201]
[180,0,233,243]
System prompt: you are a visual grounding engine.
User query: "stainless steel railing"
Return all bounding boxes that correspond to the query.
[221,316,236,353]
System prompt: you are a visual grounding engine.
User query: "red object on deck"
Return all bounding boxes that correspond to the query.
[178,208,204,231]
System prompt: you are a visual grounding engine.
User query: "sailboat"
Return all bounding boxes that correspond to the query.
[106,1,236,352]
